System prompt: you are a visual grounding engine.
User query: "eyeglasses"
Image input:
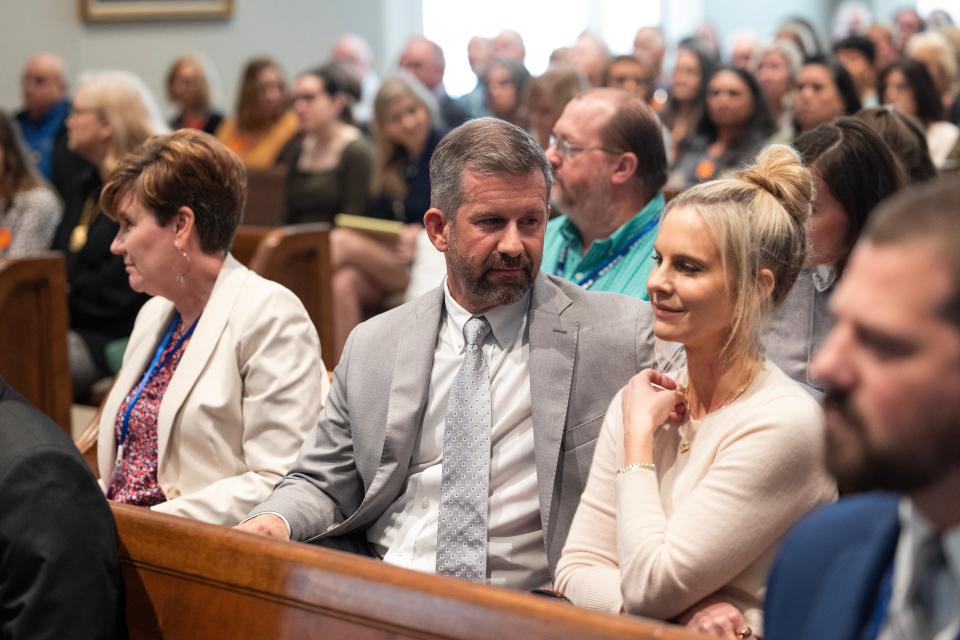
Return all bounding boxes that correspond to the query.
[548,135,619,159]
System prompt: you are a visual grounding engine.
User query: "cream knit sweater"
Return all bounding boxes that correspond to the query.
[555,362,836,635]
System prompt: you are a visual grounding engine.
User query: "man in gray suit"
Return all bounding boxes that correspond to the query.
[239,118,655,590]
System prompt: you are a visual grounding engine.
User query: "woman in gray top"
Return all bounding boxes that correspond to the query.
[765,118,906,390]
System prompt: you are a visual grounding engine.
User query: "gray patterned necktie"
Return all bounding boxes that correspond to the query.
[436,315,492,582]
[887,533,957,639]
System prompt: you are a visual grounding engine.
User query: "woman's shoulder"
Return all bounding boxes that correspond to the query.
[728,362,824,436]
[13,184,61,210]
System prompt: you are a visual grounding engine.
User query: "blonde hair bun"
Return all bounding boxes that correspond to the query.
[735,144,814,227]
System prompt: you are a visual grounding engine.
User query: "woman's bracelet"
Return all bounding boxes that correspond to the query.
[616,461,656,478]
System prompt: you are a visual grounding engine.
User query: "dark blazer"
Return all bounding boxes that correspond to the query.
[0,378,124,639]
[764,493,901,640]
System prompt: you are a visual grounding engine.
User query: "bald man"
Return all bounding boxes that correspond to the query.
[399,36,468,130]
[330,33,379,125]
[15,53,70,180]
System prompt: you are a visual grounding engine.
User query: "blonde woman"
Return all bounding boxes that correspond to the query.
[556,146,836,638]
[62,70,169,400]
[330,74,443,360]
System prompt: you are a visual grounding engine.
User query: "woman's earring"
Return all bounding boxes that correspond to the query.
[176,247,190,284]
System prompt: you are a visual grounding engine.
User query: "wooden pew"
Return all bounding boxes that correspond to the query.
[232,224,335,366]
[112,503,704,640]
[243,167,287,227]
[0,253,71,432]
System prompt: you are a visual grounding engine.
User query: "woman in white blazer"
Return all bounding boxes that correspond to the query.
[95,129,329,526]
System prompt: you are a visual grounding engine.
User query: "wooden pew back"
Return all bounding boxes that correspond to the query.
[112,504,703,640]
[0,253,71,432]
[232,224,335,365]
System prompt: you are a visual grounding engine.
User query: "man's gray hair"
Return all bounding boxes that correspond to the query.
[429,117,553,217]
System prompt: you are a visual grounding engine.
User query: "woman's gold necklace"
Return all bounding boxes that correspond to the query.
[678,369,759,454]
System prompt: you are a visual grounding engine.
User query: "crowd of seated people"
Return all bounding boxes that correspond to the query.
[4,8,960,637]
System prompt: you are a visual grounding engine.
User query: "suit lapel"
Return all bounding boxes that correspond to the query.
[805,505,901,638]
[342,289,444,526]
[527,275,576,542]
[156,256,248,466]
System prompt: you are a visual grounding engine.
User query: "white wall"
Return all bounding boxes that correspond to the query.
[0,0,424,116]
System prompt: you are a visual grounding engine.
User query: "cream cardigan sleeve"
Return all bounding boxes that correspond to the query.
[556,379,836,620]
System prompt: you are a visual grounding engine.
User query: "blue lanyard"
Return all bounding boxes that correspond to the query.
[553,215,659,289]
[117,312,199,452]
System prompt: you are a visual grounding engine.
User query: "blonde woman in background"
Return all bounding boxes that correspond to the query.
[62,70,169,401]
[556,146,836,638]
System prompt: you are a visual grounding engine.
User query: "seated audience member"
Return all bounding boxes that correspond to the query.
[765,118,905,390]
[95,130,328,526]
[279,65,372,224]
[661,43,717,161]
[867,23,899,71]
[603,54,654,102]
[894,6,925,52]
[856,106,938,183]
[14,53,70,181]
[669,66,775,188]
[633,27,668,95]
[794,59,862,136]
[765,178,960,640]
[570,32,612,88]
[398,36,469,130]
[525,67,589,150]
[456,35,493,119]
[756,40,803,141]
[328,33,379,126]
[330,74,443,357]
[834,36,880,107]
[216,57,297,169]
[0,112,62,257]
[879,58,960,168]
[729,32,758,72]
[777,17,827,60]
[492,28,527,64]
[61,71,167,400]
[555,146,836,638]
[484,58,531,128]
[907,30,960,119]
[543,88,667,299]
[0,378,122,639]
[166,54,224,134]
[238,118,657,591]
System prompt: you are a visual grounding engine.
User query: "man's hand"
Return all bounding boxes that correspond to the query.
[234,513,291,540]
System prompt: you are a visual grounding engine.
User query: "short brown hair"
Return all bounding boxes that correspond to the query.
[588,88,667,195]
[101,129,247,254]
[865,177,960,324]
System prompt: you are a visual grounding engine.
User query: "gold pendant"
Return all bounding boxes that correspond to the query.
[679,440,690,454]
[69,224,89,253]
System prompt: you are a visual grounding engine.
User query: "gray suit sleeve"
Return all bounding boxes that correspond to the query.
[247,331,367,541]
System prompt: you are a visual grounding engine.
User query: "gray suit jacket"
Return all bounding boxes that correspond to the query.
[251,274,655,576]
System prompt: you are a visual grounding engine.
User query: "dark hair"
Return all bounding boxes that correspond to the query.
[484,58,532,115]
[603,54,653,99]
[101,129,247,254]
[595,89,668,194]
[300,63,358,125]
[697,66,775,142]
[235,57,286,132]
[803,57,863,116]
[877,59,945,125]
[855,106,937,183]
[778,17,826,59]
[793,117,906,272]
[430,117,551,217]
[834,35,876,65]
[0,112,42,200]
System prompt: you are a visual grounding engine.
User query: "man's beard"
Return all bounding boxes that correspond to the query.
[447,236,536,307]
[823,386,960,493]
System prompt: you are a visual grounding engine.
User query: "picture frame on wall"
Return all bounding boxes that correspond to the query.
[78,0,233,22]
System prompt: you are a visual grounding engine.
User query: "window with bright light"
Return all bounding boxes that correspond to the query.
[422,0,662,97]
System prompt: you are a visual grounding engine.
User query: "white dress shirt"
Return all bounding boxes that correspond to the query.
[367,280,549,590]
[879,499,960,640]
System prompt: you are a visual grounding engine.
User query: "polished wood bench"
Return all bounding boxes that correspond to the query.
[112,503,704,640]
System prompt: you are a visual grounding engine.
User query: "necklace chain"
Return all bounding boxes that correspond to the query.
[678,367,759,454]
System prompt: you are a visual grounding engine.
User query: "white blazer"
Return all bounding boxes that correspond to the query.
[97,255,329,526]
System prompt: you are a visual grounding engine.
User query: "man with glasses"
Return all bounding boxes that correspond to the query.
[543,88,667,299]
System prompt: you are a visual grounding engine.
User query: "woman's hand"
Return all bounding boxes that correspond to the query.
[621,369,685,466]
[682,601,754,639]
[394,223,422,264]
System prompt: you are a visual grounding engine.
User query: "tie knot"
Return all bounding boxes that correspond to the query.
[463,316,491,348]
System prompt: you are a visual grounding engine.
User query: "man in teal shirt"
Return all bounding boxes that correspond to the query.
[542,88,667,299]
